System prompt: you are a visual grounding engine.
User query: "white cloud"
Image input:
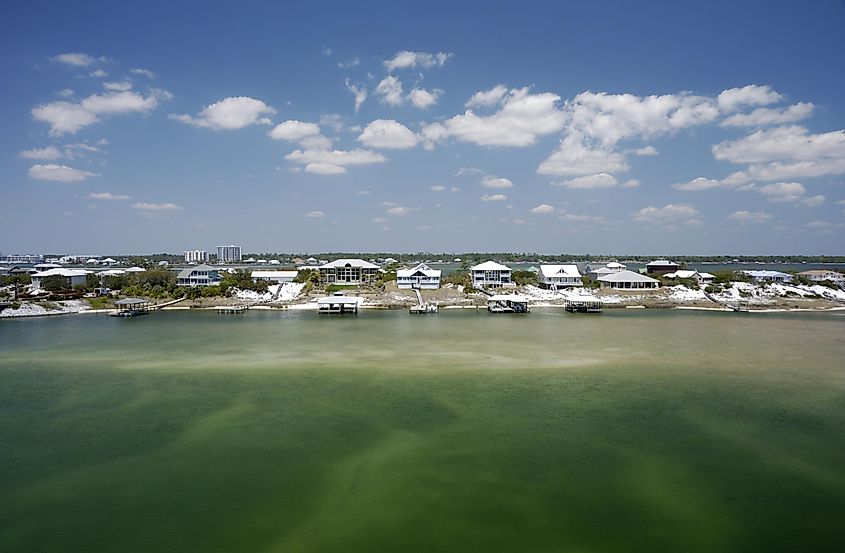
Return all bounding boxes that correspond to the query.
[799,195,825,207]
[805,220,841,229]
[170,96,275,130]
[89,69,107,78]
[305,210,326,218]
[538,134,629,176]
[408,88,442,109]
[372,217,389,224]
[28,164,98,182]
[33,89,169,135]
[18,146,63,160]
[554,172,618,189]
[726,210,773,223]
[58,88,74,98]
[717,85,782,112]
[269,120,321,141]
[721,102,813,127]
[481,194,507,202]
[384,50,452,71]
[633,203,698,222]
[622,178,640,188]
[481,176,513,189]
[424,87,565,147]
[632,146,658,156]
[466,85,509,108]
[430,185,446,192]
[102,81,133,92]
[32,101,99,135]
[345,79,367,112]
[375,76,404,106]
[86,192,129,200]
[299,134,333,149]
[284,148,386,174]
[387,206,413,215]
[530,204,555,214]
[713,125,845,164]
[357,119,419,149]
[338,58,360,69]
[130,68,155,78]
[53,52,95,67]
[81,90,161,114]
[758,182,806,202]
[672,177,726,191]
[132,202,183,211]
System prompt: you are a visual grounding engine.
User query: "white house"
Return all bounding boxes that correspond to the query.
[177,264,221,287]
[587,262,626,280]
[317,259,382,285]
[470,261,513,287]
[743,270,792,283]
[597,270,660,289]
[664,270,715,284]
[797,270,845,283]
[251,270,298,284]
[30,268,90,291]
[396,263,441,289]
[538,264,582,288]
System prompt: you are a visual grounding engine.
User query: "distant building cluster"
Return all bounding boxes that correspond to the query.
[184,250,209,264]
[217,245,242,263]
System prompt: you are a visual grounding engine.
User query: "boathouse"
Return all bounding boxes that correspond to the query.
[487,294,529,313]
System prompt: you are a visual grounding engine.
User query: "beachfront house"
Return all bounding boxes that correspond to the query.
[664,270,715,285]
[470,261,513,288]
[597,270,660,289]
[317,259,381,285]
[30,268,90,291]
[797,270,845,284]
[743,270,793,283]
[176,264,221,287]
[587,262,626,281]
[646,259,680,275]
[396,263,441,289]
[538,264,583,289]
[251,270,298,284]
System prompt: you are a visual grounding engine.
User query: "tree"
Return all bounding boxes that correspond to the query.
[40,275,70,292]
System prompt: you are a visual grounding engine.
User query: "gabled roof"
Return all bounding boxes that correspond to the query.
[396,263,441,278]
[31,268,90,278]
[743,270,791,278]
[667,270,715,279]
[125,266,146,272]
[178,264,218,278]
[251,270,298,278]
[319,258,380,269]
[605,262,626,269]
[590,267,615,274]
[539,264,581,278]
[470,261,511,271]
[646,259,678,267]
[597,270,660,283]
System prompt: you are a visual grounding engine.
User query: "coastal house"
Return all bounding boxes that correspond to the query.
[646,259,680,275]
[470,261,512,288]
[587,262,626,281]
[317,259,381,285]
[664,270,715,284]
[30,268,90,291]
[797,270,845,284]
[396,263,442,289]
[538,264,583,289]
[597,270,660,289]
[176,264,221,287]
[743,270,792,283]
[251,270,298,284]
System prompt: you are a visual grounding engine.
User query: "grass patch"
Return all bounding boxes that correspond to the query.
[87,297,113,309]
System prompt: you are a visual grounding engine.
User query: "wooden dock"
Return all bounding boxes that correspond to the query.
[217,305,249,314]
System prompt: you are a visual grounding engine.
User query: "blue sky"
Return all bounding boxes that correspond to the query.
[2,0,844,255]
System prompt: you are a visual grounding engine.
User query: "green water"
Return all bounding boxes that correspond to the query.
[1,309,844,552]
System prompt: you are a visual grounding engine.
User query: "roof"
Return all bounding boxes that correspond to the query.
[115,297,149,305]
[319,258,380,269]
[470,261,512,271]
[743,270,791,278]
[251,270,298,278]
[646,259,679,267]
[590,267,614,274]
[487,294,529,302]
[125,266,146,272]
[396,263,442,278]
[539,264,581,278]
[177,264,218,278]
[31,268,89,278]
[98,269,126,276]
[597,270,660,283]
[317,296,361,305]
[605,262,626,269]
[34,263,62,269]
[665,270,716,279]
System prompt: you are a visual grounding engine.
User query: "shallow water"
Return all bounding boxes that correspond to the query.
[1,309,844,552]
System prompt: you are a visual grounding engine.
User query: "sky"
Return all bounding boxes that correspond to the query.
[2,0,844,255]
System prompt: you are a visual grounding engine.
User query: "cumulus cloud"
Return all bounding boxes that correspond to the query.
[375,76,404,106]
[717,85,782,112]
[384,50,452,71]
[387,206,413,215]
[554,172,618,189]
[799,195,825,207]
[132,202,183,211]
[720,103,814,127]
[32,101,100,135]
[170,96,275,130]
[530,204,555,214]
[89,69,108,78]
[357,119,419,149]
[423,87,565,147]
[19,146,63,160]
[622,178,640,188]
[727,210,773,223]
[633,203,699,222]
[305,210,326,218]
[269,120,321,141]
[538,134,629,176]
[345,79,367,112]
[481,194,507,202]
[33,89,170,135]
[86,192,130,200]
[672,177,726,191]
[466,85,509,108]
[632,146,658,156]
[408,88,442,109]
[481,176,514,189]
[758,182,806,202]
[430,185,446,191]
[27,164,98,182]
[130,68,155,78]
[284,148,386,175]
[102,81,133,92]
[53,52,96,67]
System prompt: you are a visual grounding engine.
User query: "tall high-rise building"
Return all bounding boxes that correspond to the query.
[217,245,241,263]
[184,250,209,263]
